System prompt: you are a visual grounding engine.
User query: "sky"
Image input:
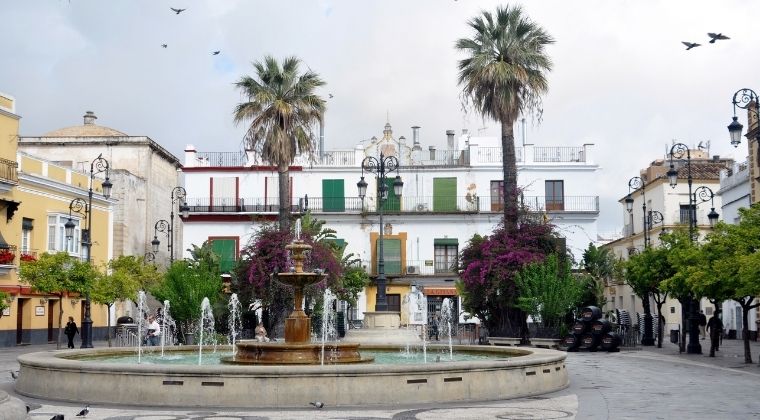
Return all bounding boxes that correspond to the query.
[2,0,758,235]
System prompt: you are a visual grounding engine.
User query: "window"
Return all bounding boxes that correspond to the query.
[386,294,401,312]
[322,179,345,212]
[545,180,564,211]
[265,176,293,212]
[21,218,33,253]
[670,306,675,314]
[377,178,400,212]
[209,237,238,273]
[433,178,457,212]
[490,180,504,212]
[324,238,347,253]
[47,214,80,255]
[679,204,695,224]
[376,238,401,275]
[434,238,458,273]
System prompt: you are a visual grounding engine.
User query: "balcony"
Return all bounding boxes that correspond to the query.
[186,195,599,215]
[360,259,458,277]
[0,158,19,192]
[0,245,18,275]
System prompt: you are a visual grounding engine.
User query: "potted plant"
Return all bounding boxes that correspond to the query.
[0,248,15,265]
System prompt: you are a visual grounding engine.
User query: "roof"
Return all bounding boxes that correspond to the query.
[42,111,127,137]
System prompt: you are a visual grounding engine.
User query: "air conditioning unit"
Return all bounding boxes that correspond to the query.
[416,204,429,211]
[406,266,420,275]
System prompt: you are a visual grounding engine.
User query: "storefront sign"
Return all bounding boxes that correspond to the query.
[423,288,457,296]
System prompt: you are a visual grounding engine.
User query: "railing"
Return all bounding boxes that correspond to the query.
[187,197,302,213]
[0,157,18,184]
[533,146,585,163]
[315,151,356,166]
[195,152,247,167]
[419,150,470,166]
[476,147,523,163]
[517,195,599,213]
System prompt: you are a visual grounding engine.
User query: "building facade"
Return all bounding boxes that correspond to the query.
[0,93,114,346]
[181,123,601,324]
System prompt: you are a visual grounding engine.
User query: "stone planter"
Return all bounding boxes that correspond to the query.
[184,333,194,345]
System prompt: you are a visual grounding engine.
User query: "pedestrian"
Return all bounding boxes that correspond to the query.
[64,316,79,349]
[146,315,161,346]
[698,310,707,340]
[707,309,723,357]
[431,315,440,341]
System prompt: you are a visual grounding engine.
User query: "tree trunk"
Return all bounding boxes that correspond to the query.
[641,291,654,346]
[107,303,112,348]
[500,118,518,233]
[278,164,291,232]
[742,298,754,364]
[655,300,665,348]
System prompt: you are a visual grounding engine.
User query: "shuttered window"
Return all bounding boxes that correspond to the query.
[433,178,457,212]
[377,178,401,212]
[211,177,238,211]
[210,238,237,273]
[322,179,345,212]
[376,238,401,275]
[434,238,458,273]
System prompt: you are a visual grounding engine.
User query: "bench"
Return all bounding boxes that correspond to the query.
[530,338,561,349]
[487,337,522,346]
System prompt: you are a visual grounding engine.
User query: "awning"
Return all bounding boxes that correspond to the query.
[434,238,458,246]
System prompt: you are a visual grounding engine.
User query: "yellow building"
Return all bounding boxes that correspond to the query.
[0,92,113,346]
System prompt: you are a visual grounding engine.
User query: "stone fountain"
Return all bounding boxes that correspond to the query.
[229,240,369,364]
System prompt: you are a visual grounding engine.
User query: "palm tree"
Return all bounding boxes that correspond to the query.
[456,5,554,233]
[234,56,326,231]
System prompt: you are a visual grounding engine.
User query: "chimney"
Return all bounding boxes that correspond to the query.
[461,128,469,136]
[446,130,456,150]
[429,145,436,160]
[83,111,97,125]
[411,126,421,145]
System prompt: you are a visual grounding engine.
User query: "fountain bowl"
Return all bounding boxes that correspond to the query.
[15,344,568,408]
[226,340,370,364]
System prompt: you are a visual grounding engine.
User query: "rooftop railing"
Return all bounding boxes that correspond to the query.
[0,157,19,184]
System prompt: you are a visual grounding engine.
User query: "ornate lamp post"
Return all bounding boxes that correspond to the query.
[667,144,720,354]
[357,153,403,312]
[728,88,760,148]
[625,176,656,345]
[151,219,170,261]
[65,154,112,348]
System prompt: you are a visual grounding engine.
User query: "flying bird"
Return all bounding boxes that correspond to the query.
[161,44,168,48]
[707,33,730,43]
[681,41,700,50]
[697,141,705,150]
[170,7,186,14]
[76,404,89,417]
[10,370,19,380]
[328,94,333,98]
[310,401,324,409]
[212,51,220,55]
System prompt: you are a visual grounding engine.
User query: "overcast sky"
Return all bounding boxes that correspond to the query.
[3,0,758,235]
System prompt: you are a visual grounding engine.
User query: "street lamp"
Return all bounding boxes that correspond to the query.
[151,219,170,261]
[357,153,403,312]
[65,154,112,348]
[668,143,720,354]
[728,88,760,147]
[169,187,189,263]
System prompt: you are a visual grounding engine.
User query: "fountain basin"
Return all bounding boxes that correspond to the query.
[15,345,568,408]
[227,341,370,364]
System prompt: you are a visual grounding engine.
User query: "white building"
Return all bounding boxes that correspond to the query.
[181,123,601,323]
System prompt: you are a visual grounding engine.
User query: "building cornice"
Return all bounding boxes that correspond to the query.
[18,136,181,168]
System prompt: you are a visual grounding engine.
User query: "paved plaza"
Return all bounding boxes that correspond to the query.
[2,339,760,419]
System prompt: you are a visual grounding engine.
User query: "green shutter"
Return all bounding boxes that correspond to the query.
[434,238,459,246]
[211,239,236,273]
[322,179,345,212]
[377,178,401,212]
[433,178,457,212]
[376,238,401,275]
[324,238,347,251]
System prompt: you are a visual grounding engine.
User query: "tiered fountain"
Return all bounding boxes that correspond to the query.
[228,239,369,364]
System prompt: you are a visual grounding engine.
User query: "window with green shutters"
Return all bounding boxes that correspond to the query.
[322,179,345,212]
[376,238,401,275]
[324,238,347,252]
[433,178,457,212]
[210,238,237,273]
[434,238,458,273]
[377,177,401,212]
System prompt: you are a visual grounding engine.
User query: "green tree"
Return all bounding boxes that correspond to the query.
[514,254,581,337]
[661,228,703,352]
[688,204,760,363]
[233,56,326,232]
[456,5,554,232]
[19,252,98,349]
[579,242,615,308]
[150,251,223,342]
[91,255,162,347]
[621,245,674,348]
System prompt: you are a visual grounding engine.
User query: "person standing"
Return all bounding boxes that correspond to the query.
[146,315,161,346]
[707,309,723,357]
[64,316,79,349]
[698,310,707,340]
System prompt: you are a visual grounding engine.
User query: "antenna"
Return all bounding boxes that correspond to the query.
[521,118,527,147]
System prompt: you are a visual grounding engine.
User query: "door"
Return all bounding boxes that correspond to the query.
[545,180,565,211]
[16,298,24,344]
[386,294,401,312]
[48,300,55,342]
[433,178,457,212]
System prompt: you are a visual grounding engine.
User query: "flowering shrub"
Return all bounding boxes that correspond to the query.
[20,253,37,262]
[0,249,14,265]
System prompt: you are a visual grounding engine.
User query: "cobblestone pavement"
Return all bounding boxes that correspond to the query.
[1,339,760,419]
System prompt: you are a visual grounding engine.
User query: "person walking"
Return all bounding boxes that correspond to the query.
[707,309,723,357]
[64,316,79,349]
[146,315,161,346]
[698,310,707,340]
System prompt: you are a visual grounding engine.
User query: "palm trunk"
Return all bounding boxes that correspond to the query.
[500,118,518,233]
[278,164,291,232]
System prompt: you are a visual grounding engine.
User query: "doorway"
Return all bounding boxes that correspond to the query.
[47,299,55,343]
[16,298,24,345]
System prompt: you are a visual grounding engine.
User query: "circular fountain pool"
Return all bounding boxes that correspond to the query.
[16,344,568,408]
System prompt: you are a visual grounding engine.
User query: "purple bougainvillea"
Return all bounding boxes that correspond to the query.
[458,219,558,338]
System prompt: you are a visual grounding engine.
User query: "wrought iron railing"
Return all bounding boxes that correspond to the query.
[534,146,585,162]
[186,197,302,213]
[195,152,247,167]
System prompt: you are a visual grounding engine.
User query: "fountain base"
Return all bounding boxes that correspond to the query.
[225,341,372,365]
